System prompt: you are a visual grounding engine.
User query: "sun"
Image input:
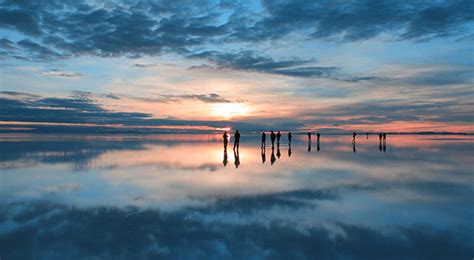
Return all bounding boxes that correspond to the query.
[211,103,250,119]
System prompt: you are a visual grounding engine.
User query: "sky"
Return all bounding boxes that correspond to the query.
[0,0,473,133]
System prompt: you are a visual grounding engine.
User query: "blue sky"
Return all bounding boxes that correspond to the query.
[0,0,473,132]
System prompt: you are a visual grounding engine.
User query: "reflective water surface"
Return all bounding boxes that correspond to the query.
[1,133,473,259]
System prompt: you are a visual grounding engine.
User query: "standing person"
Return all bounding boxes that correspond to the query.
[366,133,369,139]
[270,131,276,148]
[317,132,320,142]
[379,133,383,143]
[288,132,292,144]
[261,132,266,148]
[383,133,387,143]
[352,132,357,143]
[276,131,281,146]
[308,132,312,141]
[233,130,241,150]
[223,131,228,149]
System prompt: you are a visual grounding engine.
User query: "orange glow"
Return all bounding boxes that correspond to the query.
[211,103,250,119]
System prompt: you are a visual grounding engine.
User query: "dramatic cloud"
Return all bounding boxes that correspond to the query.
[0,0,472,62]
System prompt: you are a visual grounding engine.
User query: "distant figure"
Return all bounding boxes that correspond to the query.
[352,132,357,143]
[261,146,266,164]
[234,148,240,168]
[379,141,382,152]
[223,147,228,166]
[366,133,369,139]
[308,132,312,141]
[270,131,276,148]
[261,132,266,148]
[288,145,292,157]
[271,147,276,165]
[383,133,387,143]
[276,146,281,158]
[223,131,228,149]
[276,131,281,146]
[383,133,387,152]
[379,133,383,142]
[233,130,241,150]
[288,132,292,144]
[352,141,356,153]
[316,132,320,152]
[308,138,312,152]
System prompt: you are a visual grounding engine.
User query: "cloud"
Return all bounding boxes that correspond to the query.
[42,70,84,78]
[0,0,472,62]
[0,201,472,259]
[134,63,157,68]
[189,50,341,78]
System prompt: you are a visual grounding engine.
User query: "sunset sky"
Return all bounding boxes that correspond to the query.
[0,0,473,133]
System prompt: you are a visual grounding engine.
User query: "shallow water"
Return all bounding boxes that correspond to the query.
[0,133,473,259]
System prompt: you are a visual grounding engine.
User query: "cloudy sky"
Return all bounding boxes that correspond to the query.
[0,0,473,133]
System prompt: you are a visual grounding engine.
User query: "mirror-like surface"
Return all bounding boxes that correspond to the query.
[1,134,473,259]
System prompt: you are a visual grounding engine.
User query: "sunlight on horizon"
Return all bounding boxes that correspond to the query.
[211,103,251,119]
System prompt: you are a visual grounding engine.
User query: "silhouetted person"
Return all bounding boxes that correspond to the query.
[223,147,228,166]
[352,141,356,153]
[317,141,320,152]
[288,132,292,144]
[276,131,281,146]
[261,132,266,148]
[379,141,382,152]
[379,133,383,142]
[366,133,369,139]
[261,146,266,164]
[352,132,357,143]
[223,131,229,149]
[308,132,312,141]
[270,131,276,148]
[233,130,241,150]
[308,139,312,152]
[288,145,292,157]
[383,133,387,152]
[271,147,276,165]
[317,132,320,142]
[276,145,281,158]
[234,148,240,168]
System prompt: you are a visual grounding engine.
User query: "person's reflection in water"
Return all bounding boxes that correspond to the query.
[223,147,228,166]
[352,132,357,143]
[307,138,312,152]
[352,141,357,153]
[317,139,320,152]
[288,131,292,145]
[379,140,383,152]
[276,145,281,159]
[261,146,266,164]
[261,132,266,148]
[276,131,281,146]
[288,144,292,157]
[223,131,229,149]
[234,148,240,168]
[271,147,276,165]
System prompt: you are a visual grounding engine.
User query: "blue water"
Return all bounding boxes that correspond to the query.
[0,134,473,259]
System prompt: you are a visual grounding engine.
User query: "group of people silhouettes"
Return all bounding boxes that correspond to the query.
[222,130,389,167]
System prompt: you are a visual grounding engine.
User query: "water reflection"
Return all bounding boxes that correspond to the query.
[0,133,473,259]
